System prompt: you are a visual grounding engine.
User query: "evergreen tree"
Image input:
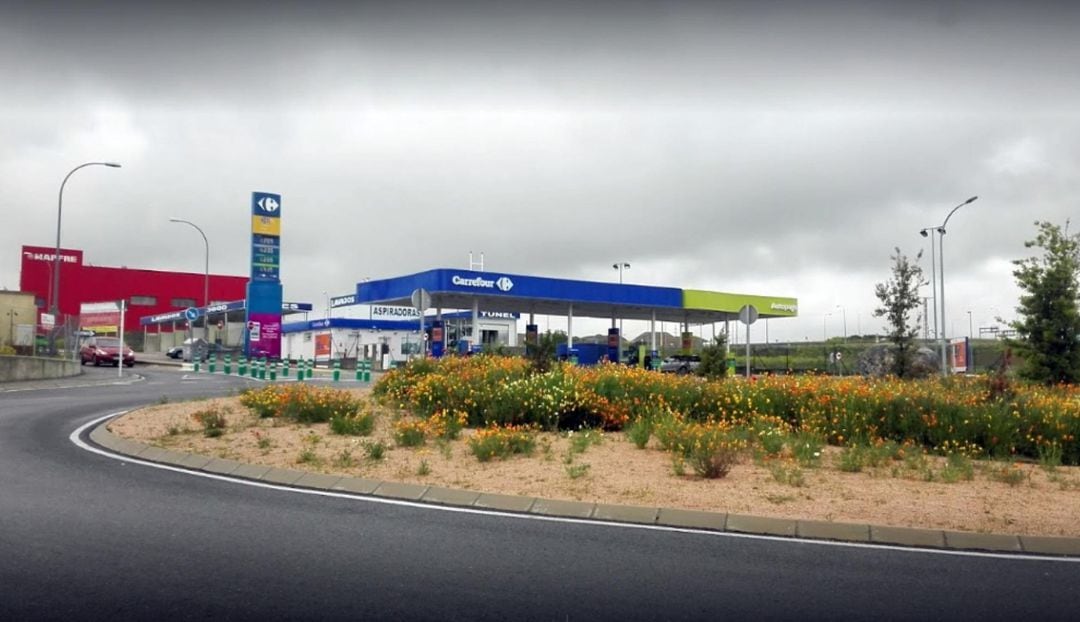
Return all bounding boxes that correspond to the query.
[696,334,730,379]
[873,248,924,378]
[1009,221,1080,384]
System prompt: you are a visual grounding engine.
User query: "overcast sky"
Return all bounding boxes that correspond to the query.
[3,0,1079,343]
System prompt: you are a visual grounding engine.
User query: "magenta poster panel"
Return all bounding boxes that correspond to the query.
[248,312,282,359]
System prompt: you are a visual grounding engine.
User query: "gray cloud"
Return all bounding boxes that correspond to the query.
[3,1,1079,340]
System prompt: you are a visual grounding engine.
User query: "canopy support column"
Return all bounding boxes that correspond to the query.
[567,304,574,350]
[471,298,479,351]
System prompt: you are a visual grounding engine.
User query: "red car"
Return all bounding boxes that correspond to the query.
[80,337,135,367]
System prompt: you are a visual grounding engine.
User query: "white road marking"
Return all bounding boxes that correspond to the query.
[70,412,1080,564]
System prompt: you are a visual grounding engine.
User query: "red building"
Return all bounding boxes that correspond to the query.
[19,245,249,332]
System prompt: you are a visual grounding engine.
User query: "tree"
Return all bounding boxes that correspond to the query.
[696,333,730,379]
[873,247,924,378]
[1009,221,1080,384]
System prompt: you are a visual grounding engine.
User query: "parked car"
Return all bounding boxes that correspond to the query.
[166,346,184,359]
[660,354,700,375]
[81,337,135,367]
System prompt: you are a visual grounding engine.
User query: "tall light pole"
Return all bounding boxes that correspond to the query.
[612,262,630,347]
[918,226,939,340]
[169,217,209,339]
[928,195,979,375]
[836,305,847,340]
[52,162,122,318]
[822,312,831,370]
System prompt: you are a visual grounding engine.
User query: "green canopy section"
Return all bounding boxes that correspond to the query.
[682,290,798,318]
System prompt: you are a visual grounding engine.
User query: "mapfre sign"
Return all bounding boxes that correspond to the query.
[22,246,83,265]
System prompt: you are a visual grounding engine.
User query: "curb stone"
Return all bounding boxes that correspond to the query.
[87,420,1080,557]
[727,513,797,537]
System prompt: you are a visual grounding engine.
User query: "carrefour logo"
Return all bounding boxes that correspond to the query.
[451,275,515,292]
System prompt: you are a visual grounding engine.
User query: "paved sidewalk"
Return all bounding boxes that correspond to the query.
[87,419,1080,557]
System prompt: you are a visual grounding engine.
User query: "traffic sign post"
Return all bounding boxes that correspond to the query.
[411,288,431,358]
[738,305,759,379]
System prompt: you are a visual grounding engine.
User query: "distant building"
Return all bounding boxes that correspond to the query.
[18,245,248,333]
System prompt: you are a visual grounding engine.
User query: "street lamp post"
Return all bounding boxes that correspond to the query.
[169,217,210,338]
[822,312,831,370]
[836,305,847,340]
[51,162,121,324]
[922,196,978,376]
[918,226,939,340]
[612,262,630,350]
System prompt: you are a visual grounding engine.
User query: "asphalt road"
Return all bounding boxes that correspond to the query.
[2,367,1079,621]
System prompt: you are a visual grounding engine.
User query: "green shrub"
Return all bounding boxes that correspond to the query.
[393,419,426,447]
[791,432,825,467]
[939,453,974,483]
[567,429,603,454]
[192,407,227,438]
[468,425,536,462]
[625,419,652,449]
[363,440,387,461]
[837,447,866,473]
[330,412,375,436]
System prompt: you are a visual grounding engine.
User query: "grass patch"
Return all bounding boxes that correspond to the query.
[565,462,591,479]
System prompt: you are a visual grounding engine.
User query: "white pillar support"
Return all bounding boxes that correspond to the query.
[471,298,479,350]
[650,311,656,352]
[567,304,574,350]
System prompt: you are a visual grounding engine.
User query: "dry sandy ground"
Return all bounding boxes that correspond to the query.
[109,390,1080,537]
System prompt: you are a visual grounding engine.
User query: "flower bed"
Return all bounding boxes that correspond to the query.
[374,355,1080,465]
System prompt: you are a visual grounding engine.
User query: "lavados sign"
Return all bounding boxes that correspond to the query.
[451,274,514,292]
[770,302,798,313]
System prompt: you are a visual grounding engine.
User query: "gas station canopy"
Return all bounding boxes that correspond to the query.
[353,269,797,325]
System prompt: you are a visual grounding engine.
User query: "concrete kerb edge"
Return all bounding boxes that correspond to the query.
[85,417,1080,557]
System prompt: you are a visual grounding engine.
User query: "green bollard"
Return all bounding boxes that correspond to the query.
[238,357,247,377]
[332,359,341,382]
[306,360,313,379]
[282,358,290,377]
[251,358,259,379]
[363,360,372,383]
[224,354,232,375]
[355,362,363,382]
[193,357,200,373]
[297,359,305,382]
[269,361,277,382]
[209,353,217,374]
